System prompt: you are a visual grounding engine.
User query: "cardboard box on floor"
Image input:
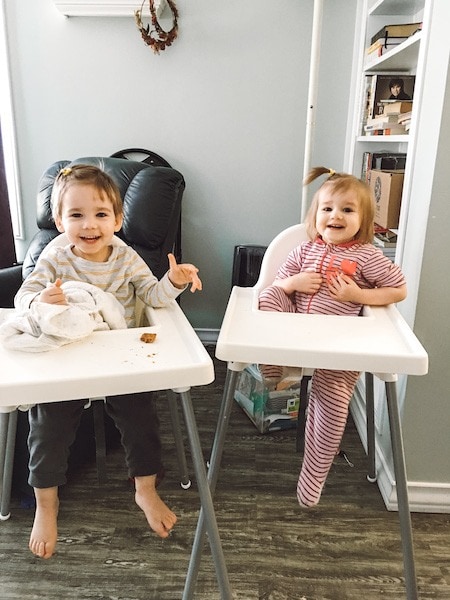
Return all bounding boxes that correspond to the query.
[369,169,404,229]
[234,364,300,433]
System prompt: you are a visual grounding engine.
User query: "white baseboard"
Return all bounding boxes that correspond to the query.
[350,396,450,514]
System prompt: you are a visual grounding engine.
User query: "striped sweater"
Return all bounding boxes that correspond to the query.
[15,244,183,328]
[276,238,406,316]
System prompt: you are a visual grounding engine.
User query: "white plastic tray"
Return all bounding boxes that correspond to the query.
[0,302,214,407]
[216,287,428,376]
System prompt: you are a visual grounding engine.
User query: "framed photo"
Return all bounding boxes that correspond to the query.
[370,74,415,118]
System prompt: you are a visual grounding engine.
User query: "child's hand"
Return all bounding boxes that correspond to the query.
[275,270,322,295]
[327,273,361,303]
[37,279,68,305]
[294,271,323,294]
[168,253,202,293]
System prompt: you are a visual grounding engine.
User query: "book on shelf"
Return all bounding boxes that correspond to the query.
[365,127,407,136]
[365,36,408,60]
[361,152,406,183]
[382,101,413,115]
[366,114,401,126]
[370,22,422,45]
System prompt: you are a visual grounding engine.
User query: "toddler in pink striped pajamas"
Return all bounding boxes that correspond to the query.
[258,166,407,507]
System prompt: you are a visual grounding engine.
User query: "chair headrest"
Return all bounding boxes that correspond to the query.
[36,156,185,251]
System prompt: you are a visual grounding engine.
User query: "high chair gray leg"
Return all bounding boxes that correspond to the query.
[183,367,241,600]
[385,381,418,600]
[296,375,311,453]
[365,373,376,482]
[177,386,232,600]
[0,410,18,520]
[167,390,191,489]
[92,399,108,484]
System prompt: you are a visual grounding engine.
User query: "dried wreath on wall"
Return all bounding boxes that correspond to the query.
[135,0,179,54]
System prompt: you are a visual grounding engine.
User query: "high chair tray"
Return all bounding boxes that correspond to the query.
[0,301,214,407]
[216,287,428,376]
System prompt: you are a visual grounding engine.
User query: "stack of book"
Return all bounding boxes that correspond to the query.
[364,114,406,136]
[364,100,413,136]
[365,22,422,64]
[370,22,422,45]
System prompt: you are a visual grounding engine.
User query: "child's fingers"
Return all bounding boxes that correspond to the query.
[189,272,202,293]
[167,253,177,270]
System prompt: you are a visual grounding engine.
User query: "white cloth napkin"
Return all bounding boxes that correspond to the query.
[0,281,126,353]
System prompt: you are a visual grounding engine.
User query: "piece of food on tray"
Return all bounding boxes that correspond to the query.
[140,332,157,343]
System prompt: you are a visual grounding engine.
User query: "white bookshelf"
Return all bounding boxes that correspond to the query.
[344,0,450,511]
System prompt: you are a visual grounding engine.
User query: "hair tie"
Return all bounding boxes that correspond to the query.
[60,167,72,177]
[328,168,336,178]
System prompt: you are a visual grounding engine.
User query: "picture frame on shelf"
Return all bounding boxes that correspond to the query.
[370,74,416,118]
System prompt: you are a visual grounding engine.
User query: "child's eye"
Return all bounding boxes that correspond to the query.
[97,212,109,218]
[70,212,83,218]
[343,207,355,213]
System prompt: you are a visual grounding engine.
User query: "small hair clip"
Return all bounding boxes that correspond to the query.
[60,167,72,177]
[328,168,336,177]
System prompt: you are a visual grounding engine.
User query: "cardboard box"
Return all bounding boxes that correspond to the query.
[369,169,404,228]
[234,364,300,433]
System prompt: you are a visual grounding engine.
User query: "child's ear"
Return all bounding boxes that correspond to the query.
[54,217,65,233]
[114,213,124,232]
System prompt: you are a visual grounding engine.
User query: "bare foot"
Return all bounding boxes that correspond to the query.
[29,487,59,559]
[134,475,177,538]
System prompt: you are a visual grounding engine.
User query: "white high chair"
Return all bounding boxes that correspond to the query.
[183,223,428,600]
[1,233,191,494]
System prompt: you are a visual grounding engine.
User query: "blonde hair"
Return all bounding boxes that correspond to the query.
[51,164,123,222]
[303,166,374,244]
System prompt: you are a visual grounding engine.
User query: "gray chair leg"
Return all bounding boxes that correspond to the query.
[183,367,240,600]
[296,375,311,453]
[0,410,18,520]
[92,400,108,484]
[178,385,233,600]
[167,390,191,489]
[365,372,377,482]
[385,381,418,600]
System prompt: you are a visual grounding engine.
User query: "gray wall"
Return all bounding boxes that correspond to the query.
[5,0,357,330]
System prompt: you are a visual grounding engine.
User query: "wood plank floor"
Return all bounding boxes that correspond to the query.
[1,348,449,599]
